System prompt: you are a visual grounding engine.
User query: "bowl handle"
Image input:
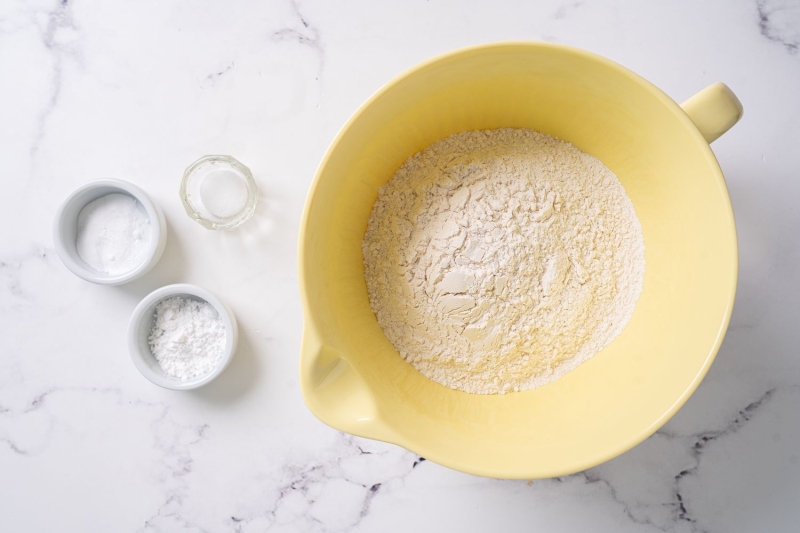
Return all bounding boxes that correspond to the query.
[299,327,396,442]
[680,82,743,144]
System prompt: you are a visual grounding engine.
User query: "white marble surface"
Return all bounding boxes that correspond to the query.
[2,0,799,531]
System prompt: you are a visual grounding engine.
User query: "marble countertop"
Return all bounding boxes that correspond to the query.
[2,0,799,531]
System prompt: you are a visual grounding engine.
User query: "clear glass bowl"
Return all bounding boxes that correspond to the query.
[180,155,258,230]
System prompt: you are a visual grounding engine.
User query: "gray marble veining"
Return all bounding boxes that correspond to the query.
[271,0,324,84]
[757,0,800,53]
[29,0,79,158]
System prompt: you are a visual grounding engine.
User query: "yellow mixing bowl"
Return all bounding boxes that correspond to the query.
[298,42,742,478]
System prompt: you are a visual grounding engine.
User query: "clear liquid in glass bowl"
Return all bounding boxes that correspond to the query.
[180,155,257,230]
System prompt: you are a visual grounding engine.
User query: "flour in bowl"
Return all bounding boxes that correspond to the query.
[362,128,645,394]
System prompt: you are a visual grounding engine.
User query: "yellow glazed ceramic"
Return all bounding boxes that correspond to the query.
[298,42,742,479]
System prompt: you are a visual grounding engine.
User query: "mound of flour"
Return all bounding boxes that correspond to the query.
[362,128,645,394]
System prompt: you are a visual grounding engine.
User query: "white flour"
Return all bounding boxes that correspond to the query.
[76,193,151,275]
[362,128,645,394]
[148,297,226,380]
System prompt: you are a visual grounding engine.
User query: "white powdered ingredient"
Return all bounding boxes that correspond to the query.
[76,193,151,275]
[362,128,645,394]
[148,296,226,380]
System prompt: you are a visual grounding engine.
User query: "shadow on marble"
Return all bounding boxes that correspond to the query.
[116,216,189,299]
[201,181,280,252]
[190,326,261,407]
[547,165,800,530]
[567,363,800,531]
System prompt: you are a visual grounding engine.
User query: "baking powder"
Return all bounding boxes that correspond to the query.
[148,296,226,380]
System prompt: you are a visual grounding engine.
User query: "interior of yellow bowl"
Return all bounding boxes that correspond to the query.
[299,42,737,478]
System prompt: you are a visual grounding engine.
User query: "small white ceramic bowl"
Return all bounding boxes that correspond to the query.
[128,284,238,390]
[53,179,167,285]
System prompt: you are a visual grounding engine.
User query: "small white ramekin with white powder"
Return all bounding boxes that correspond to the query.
[53,179,167,285]
[127,284,238,390]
